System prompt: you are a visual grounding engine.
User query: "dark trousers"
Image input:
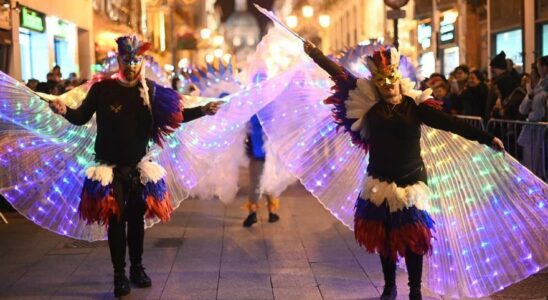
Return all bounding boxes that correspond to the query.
[380,249,423,289]
[107,166,146,274]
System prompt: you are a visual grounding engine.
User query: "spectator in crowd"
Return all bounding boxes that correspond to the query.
[506,58,521,82]
[449,65,470,114]
[36,72,59,94]
[426,73,447,89]
[492,74,526,120]
[432,80,454,114]
[518,57,548,178]
[50,83,65,95]
[460,70,488,118]
[451,64,469,96]
[63,72,80,91]
[520,73,532,92]
[26,79,39,91]
[52,65,62,80]
[486,51,520,120]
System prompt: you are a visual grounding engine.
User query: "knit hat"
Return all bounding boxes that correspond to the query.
[490,51,506,70]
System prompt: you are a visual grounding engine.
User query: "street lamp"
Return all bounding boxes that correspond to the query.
[214,48,223,58]
[200,28,211,40]
[302,5,314,18]
[212,35,224,46]
[384,0,410,50]
[318,14,330,28]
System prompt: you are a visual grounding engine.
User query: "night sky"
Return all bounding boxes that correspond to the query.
[214,0,275,36]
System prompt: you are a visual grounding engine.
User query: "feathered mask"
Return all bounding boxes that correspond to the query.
[115,35,152,64]
[365,47,402,87]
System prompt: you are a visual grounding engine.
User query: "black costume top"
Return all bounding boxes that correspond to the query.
[65,79,204,165]
[308,48,494,186]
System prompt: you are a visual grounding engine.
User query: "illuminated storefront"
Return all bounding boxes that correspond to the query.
[7,0,94,81]
[537,0,548,56]
[439,10,459,77]
[18,6,49,81]
[417,20,435,79]
[17,6,79,82]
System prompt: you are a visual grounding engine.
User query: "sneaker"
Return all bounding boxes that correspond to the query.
[268,212,280,223]
[114,272,131,297]
[380,284,397,300]
[130,265,152,288]
[243,212,257,227]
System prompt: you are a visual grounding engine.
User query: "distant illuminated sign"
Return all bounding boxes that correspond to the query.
[418,23,432,50]
[53,20,71,39]
[20,6,46,33]
[439,15,456,45]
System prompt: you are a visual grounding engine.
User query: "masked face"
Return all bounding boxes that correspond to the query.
[117,55,144,82]
[372,65,402,88]
[377,79,401,100]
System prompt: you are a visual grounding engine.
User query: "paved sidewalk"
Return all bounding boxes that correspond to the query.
[0,182,546,300]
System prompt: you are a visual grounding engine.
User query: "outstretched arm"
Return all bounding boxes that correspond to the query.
[49,84,98,125]
[304,41,346,78]
[181,101,223,123]
[417,103,504,151]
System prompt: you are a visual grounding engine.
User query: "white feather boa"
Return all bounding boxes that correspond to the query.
[85,158,166,187]
[361,176,431,212]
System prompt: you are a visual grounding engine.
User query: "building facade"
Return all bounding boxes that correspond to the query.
[93,0,146,66]
[278,0,541,79]
[6,0,94,81]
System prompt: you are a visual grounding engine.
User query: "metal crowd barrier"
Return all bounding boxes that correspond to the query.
[486,118,548,180]
[455,115,485,131]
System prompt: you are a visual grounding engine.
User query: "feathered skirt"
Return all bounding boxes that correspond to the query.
[354,175,435,261]
[78,159,173,225]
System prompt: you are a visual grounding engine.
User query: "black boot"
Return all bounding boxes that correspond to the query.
[380,255,397,300]
[268,212,280,223]
[405,249,423,300]
[114,272,131,297]
[130,265,152,288]
[381,285,397,300]
[243,212,257,227]
[409,287,422,300]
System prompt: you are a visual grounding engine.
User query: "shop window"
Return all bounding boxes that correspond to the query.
[19,28,49,82]
[495,29,523,65]
[19,31,31,81]
[419,51,435,79]
[54,37,69,78]
[442,46,459,78]
[543,24,548,56]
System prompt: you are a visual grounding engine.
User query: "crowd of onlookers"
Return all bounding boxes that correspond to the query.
[420,51,548,124]
[25,65,86,95]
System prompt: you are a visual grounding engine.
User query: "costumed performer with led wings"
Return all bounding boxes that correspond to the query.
[47,35,223,297]
[233,10,547,298]
[301,42,505,300]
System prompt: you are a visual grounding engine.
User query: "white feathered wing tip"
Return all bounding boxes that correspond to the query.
[260,137,298,198]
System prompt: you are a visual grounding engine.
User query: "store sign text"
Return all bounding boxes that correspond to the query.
[20,6,45,33]
[439,19,456,44]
